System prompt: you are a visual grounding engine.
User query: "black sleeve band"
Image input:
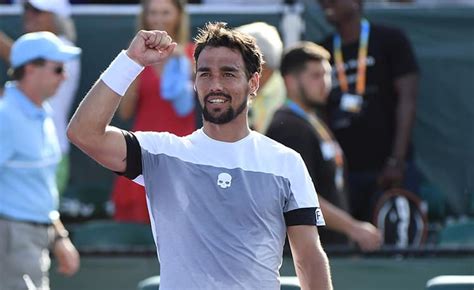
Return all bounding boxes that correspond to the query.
[284,207,318,227]
[115,130,142,180]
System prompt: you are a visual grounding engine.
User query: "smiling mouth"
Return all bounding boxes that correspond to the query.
[208,98,228,104]
[205,93,231,105]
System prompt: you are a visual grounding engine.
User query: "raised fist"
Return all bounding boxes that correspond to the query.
[126,30,177,67]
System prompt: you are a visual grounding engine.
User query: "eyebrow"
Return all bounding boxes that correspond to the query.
[220,66,239,72]
[196,67,210,73]
[196,66,240,73]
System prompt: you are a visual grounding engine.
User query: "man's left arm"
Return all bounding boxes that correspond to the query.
[51,214,80,276]
[379,28,420,189]
[287,225,333,290]
[392,73,418,162]
[379,73,418,189]
[0,31,12,64]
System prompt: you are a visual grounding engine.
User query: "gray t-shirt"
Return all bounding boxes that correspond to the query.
[130,129,325,289]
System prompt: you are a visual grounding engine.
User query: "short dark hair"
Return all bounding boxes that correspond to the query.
[280,41,331,76]
[193,22,263,79]
[8,58,46,81]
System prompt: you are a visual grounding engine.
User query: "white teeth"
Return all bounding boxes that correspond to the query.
[209,99,225,103]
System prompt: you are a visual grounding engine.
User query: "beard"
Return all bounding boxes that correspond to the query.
[298,82,323,108]
[201,92,248,124]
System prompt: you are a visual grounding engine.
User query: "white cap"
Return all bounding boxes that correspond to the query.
[26,0,72,18]
[237,22,283,70]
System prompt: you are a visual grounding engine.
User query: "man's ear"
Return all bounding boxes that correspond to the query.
[249,72,260,96]
[283,73,300,97]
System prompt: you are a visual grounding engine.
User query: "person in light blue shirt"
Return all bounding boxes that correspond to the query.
[0,31,80,290]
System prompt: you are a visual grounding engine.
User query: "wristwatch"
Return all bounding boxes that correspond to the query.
[49,211,69,243]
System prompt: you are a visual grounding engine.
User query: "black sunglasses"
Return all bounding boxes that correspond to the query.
[53,66,64,75]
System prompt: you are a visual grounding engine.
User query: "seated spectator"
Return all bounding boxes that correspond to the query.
[267,41,382,251]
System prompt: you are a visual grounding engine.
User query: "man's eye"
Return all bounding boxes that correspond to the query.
[224,73,235,77]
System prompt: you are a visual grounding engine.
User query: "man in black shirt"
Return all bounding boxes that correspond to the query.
[267,42,381,251]
[317,0,419,222]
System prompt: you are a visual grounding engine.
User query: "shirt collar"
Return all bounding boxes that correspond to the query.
[4,81,50,119]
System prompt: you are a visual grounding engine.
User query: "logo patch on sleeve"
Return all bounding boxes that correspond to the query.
[315,207,326,226]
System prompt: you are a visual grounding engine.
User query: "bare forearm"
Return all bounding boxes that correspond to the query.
[118,80,138,120]
[392,98,415,159]
[69,80,120,135]
[392,74,418,160]
[0,31,13,63]
[288,226,333,290]
[68,80,121,143]
[67,80,126,171]
[319,197,356,235]
[294,244,332,290]
[319,197,382,251]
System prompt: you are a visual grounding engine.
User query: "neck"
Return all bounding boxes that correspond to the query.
[17,81,43,107]
[289,95,312,115]
[336,16,362,44]
[202,113,251,142]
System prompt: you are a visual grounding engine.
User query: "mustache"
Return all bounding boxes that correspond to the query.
[204,92,232,102]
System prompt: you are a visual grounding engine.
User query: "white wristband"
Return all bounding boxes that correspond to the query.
[100,50,144,96]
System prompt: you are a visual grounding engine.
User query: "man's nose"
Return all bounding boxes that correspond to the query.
[208,76,224,92]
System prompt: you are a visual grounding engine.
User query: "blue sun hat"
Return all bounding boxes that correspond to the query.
[10,31,81,69]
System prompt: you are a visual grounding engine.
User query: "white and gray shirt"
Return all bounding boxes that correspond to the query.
[122,129,325,290]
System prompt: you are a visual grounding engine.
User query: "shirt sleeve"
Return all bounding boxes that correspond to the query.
[117,130,142,180]
[282,152,326,227]
[386,27,419,78]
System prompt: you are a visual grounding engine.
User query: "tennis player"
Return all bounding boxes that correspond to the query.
[68,22,332,290]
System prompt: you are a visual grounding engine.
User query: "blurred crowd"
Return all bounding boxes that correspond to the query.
[0,0,472,288]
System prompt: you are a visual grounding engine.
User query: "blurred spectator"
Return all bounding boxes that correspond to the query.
[267,41,382,251]
[0,0,81,195]
[111,0,196,223]
[0,31,80,290]
[236,22,285,134]
[317,0,420,222]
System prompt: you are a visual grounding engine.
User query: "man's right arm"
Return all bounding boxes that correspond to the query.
[0,31,12,64]
[287,225,332,290]
[67,80,128,172]
[67,30,176,173]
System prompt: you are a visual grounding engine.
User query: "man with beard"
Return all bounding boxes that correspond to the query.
[67,23,332,290]
[266,42,381,251]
